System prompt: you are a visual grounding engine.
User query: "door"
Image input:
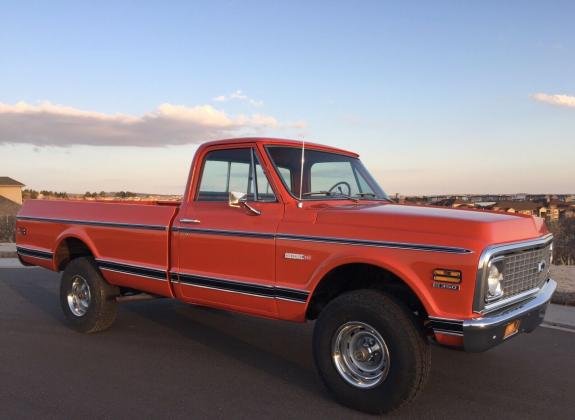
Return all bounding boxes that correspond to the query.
[172,145,284,317]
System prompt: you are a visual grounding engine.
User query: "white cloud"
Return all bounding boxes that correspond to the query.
[213,90,263,107]
[0,101,300,147]
[531,93,575,108]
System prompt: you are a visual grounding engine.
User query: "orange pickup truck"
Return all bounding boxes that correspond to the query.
[16,137,556,414]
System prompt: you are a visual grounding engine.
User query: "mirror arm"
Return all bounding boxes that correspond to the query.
[242,201,261,216]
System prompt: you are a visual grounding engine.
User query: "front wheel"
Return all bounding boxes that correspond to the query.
[60,257,119,333]
[313,289,431,414]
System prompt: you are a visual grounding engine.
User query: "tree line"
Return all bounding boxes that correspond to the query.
[23,189,138,199]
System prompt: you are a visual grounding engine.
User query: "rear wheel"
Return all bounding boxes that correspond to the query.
[60,257,119,333]
[313,289,431,414]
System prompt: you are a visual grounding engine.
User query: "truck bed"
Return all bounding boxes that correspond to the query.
[16,199,180,296]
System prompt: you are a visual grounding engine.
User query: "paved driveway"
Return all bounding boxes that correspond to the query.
[1,268,574,419]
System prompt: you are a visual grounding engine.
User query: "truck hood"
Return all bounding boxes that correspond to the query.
[314,203,548,245]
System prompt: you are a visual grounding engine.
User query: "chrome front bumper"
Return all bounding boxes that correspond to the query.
[431,279,557,352]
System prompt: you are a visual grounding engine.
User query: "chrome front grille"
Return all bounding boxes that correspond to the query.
[501,244,552,298]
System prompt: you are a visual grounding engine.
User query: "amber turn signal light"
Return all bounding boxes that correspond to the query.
[433,269,462,283]
[503,320,520,339]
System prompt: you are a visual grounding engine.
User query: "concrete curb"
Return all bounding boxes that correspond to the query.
[0,258,28,268]
[0,242,16,249]
[542,304,575,330]
[0,243,16,258]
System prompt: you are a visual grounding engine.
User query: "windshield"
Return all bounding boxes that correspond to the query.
[266,146,387,200]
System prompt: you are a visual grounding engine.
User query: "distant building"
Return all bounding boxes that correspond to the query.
[434,198,475,208]
[475,201,497,208]
[0,177,24,205]
[490,201,543,217]
[546,200,575,221]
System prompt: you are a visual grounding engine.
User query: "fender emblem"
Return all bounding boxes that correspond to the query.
[284,252,311,261]
[433,282,460,291]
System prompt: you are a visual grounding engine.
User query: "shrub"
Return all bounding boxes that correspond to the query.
[547,218,575,265]
[0,215,16,242]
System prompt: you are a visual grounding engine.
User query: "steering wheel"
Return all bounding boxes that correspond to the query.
[328,181,352,196]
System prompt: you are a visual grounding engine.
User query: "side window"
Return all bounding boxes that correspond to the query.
[197,148,276,202]
[255,162,276,202]
[277,167,292,190]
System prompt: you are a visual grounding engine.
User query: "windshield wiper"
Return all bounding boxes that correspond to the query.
[354,192,393,202]
[302,191,359,202]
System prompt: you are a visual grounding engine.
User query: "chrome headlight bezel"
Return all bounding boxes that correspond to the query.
[485,257,505,302]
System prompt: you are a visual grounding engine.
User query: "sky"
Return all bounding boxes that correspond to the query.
[0,0,574,195]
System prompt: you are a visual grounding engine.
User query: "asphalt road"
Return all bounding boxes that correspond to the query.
[1,268,574,419]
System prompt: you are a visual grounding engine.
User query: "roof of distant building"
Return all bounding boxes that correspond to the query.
[0,177,25,187]
[492,201,542,211]
[434,198,474,207]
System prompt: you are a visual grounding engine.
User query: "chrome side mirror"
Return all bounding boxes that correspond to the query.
[228,191,261,215]
[229,191,246,207]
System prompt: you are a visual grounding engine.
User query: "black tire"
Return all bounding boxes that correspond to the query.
[313,289,431,414]
[60,257,119,333]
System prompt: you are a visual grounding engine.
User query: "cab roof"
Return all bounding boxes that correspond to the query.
[199,137,359,158]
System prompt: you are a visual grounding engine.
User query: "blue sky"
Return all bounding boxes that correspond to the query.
[1,0,573,195]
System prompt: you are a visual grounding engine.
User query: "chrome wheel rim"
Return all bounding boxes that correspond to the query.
[67,275,91,317]
[332,321,390,388]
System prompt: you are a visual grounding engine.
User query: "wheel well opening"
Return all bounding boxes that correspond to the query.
[55,238,94,271]
[306,263,427,321]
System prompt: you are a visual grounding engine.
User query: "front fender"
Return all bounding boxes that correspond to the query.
[304,251,438,316]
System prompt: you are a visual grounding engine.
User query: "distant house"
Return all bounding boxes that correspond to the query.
[0,177,24,205]
[434,198,475,208]
[547,200,575,221]
[490,201,544,217]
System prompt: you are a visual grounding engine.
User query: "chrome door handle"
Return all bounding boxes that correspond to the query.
[180,218,201,224]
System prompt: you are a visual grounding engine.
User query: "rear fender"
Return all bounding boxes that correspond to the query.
[53,227,99,271]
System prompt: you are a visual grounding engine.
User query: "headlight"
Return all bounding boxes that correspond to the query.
[550,243,553,265]
[486,259,504,302]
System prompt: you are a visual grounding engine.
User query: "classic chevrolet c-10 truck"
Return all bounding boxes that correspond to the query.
[16,138,556,413]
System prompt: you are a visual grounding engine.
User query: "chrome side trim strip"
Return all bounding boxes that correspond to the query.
[175,281,275,300]
[16,246,53,260]
[427,318,464,333]
[17,216,167,231]
[172,227,472,254]
[93,258,310,302]
[432,329,464,337]
[174,272,309,302]
[473,234,553,314]
[19,216,471,254]
[172,227,275,239]
[96,259,168,281]
[277,234,472,254]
